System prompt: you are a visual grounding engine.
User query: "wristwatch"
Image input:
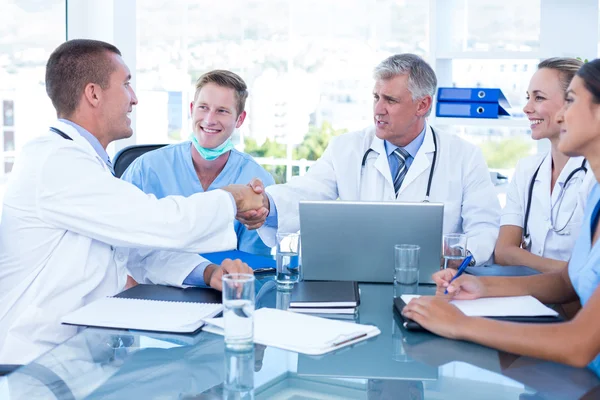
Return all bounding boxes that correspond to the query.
[466,250,476,266]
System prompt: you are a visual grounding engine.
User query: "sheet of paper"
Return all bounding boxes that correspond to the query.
[204,308,381,355]
[400,295,558,317]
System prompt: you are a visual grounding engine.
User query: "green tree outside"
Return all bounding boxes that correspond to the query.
[481,137,533,169]
[244,121,347,182]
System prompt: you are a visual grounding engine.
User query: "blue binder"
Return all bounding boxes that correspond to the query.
[436,101,510,119]
[438,87,510,107]
[200,250,276,270]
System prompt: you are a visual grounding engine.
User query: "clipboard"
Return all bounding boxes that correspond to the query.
[393,297,563,332]
[203,308,380,355]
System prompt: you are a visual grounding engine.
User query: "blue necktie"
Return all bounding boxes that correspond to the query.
[107,158,116,176]
[393,148,410,195]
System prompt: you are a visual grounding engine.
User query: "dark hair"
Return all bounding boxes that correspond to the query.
[45,39,121,117]
[537,57,584,92]
[576,59,600,104]
[194,70,248,115]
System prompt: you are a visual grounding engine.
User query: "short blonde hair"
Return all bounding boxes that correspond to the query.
[194,70,248,115]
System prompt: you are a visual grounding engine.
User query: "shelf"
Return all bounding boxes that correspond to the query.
[429,116,531,128]
[435,51,545,61]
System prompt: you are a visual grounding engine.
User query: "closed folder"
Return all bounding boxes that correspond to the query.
[437,87,510,107]
[200,250,275,272]
[436,101,510,119]
[467,265,540,277]
[394,295,562,331]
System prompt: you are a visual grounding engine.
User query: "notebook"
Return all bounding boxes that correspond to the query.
[114,283,221,303]
[202,308,380,355]
[395,295,561,331]
[290,281,360,309]
[61,296,223,333]
[290,307,357,315]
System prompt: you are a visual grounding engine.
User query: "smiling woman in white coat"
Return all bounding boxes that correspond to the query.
[494,58,596,273]
[0,39,264,365]
[241,53,501,267]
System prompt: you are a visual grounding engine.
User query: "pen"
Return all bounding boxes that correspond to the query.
[444,254,473,295]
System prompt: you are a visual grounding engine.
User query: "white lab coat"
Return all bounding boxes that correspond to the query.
[0,120,237,365]
[259,124,500,266]
[501,152,595,261]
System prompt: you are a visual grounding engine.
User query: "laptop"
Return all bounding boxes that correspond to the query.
[299,201,444,284]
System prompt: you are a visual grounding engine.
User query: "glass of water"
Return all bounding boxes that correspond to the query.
[394,244,420,295]
[224,346,255,399]
[222,273,255,351]
[443,233,467,269]
[276,232,301,290]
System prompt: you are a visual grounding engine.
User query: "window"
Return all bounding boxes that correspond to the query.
[444,0,540,53]
[0,0,65,174]
[135,0,429,162]
[0,0,65,210]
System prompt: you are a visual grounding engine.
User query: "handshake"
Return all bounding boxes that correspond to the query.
[222,178,270,230]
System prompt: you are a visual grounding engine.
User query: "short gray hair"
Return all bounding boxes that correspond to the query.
[373,54,437,116]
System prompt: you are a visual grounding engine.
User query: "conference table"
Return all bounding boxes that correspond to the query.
[1,280,599,399]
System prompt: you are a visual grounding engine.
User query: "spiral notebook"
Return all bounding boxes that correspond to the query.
[61,296,223,333]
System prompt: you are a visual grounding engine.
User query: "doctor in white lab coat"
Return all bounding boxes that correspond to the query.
[242,54,500,266]
[495,58,596,273]
[0,39,263,365]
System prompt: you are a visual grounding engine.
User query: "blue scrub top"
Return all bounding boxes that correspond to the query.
[122,142,275,256]
[568,182,600,377]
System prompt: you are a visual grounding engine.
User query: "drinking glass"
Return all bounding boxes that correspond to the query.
[222,273,255,351]
[442,233,467,270]
[394,244,420,295]
[276,232,301,290]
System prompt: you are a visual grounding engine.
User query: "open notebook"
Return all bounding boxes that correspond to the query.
[396,295,561,331]
[61,297,222,333]
[203,308,380,355]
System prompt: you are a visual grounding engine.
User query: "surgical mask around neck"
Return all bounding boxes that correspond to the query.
[190,135,234,161]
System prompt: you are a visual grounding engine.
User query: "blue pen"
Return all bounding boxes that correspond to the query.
[444,255,473,295]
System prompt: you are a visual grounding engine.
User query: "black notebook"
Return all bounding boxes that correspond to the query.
[393,296,563,332]
[115,284,222,303]
[61,284,222,333]
[290,281,360,309]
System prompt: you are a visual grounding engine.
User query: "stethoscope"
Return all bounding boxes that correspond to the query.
[50,127,73,141]
[49,126,115,176]
[522,157,587,250]
[361,128,438,202]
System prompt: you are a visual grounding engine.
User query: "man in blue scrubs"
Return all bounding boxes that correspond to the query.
[122,70,274,257]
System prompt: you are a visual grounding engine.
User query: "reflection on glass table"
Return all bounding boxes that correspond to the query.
[1,281,599,399]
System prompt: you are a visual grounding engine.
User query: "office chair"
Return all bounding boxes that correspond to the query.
[112,144,167,178]
[0,364,20,376]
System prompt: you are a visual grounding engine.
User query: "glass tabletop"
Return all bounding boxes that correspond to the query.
[1,281,599,400]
